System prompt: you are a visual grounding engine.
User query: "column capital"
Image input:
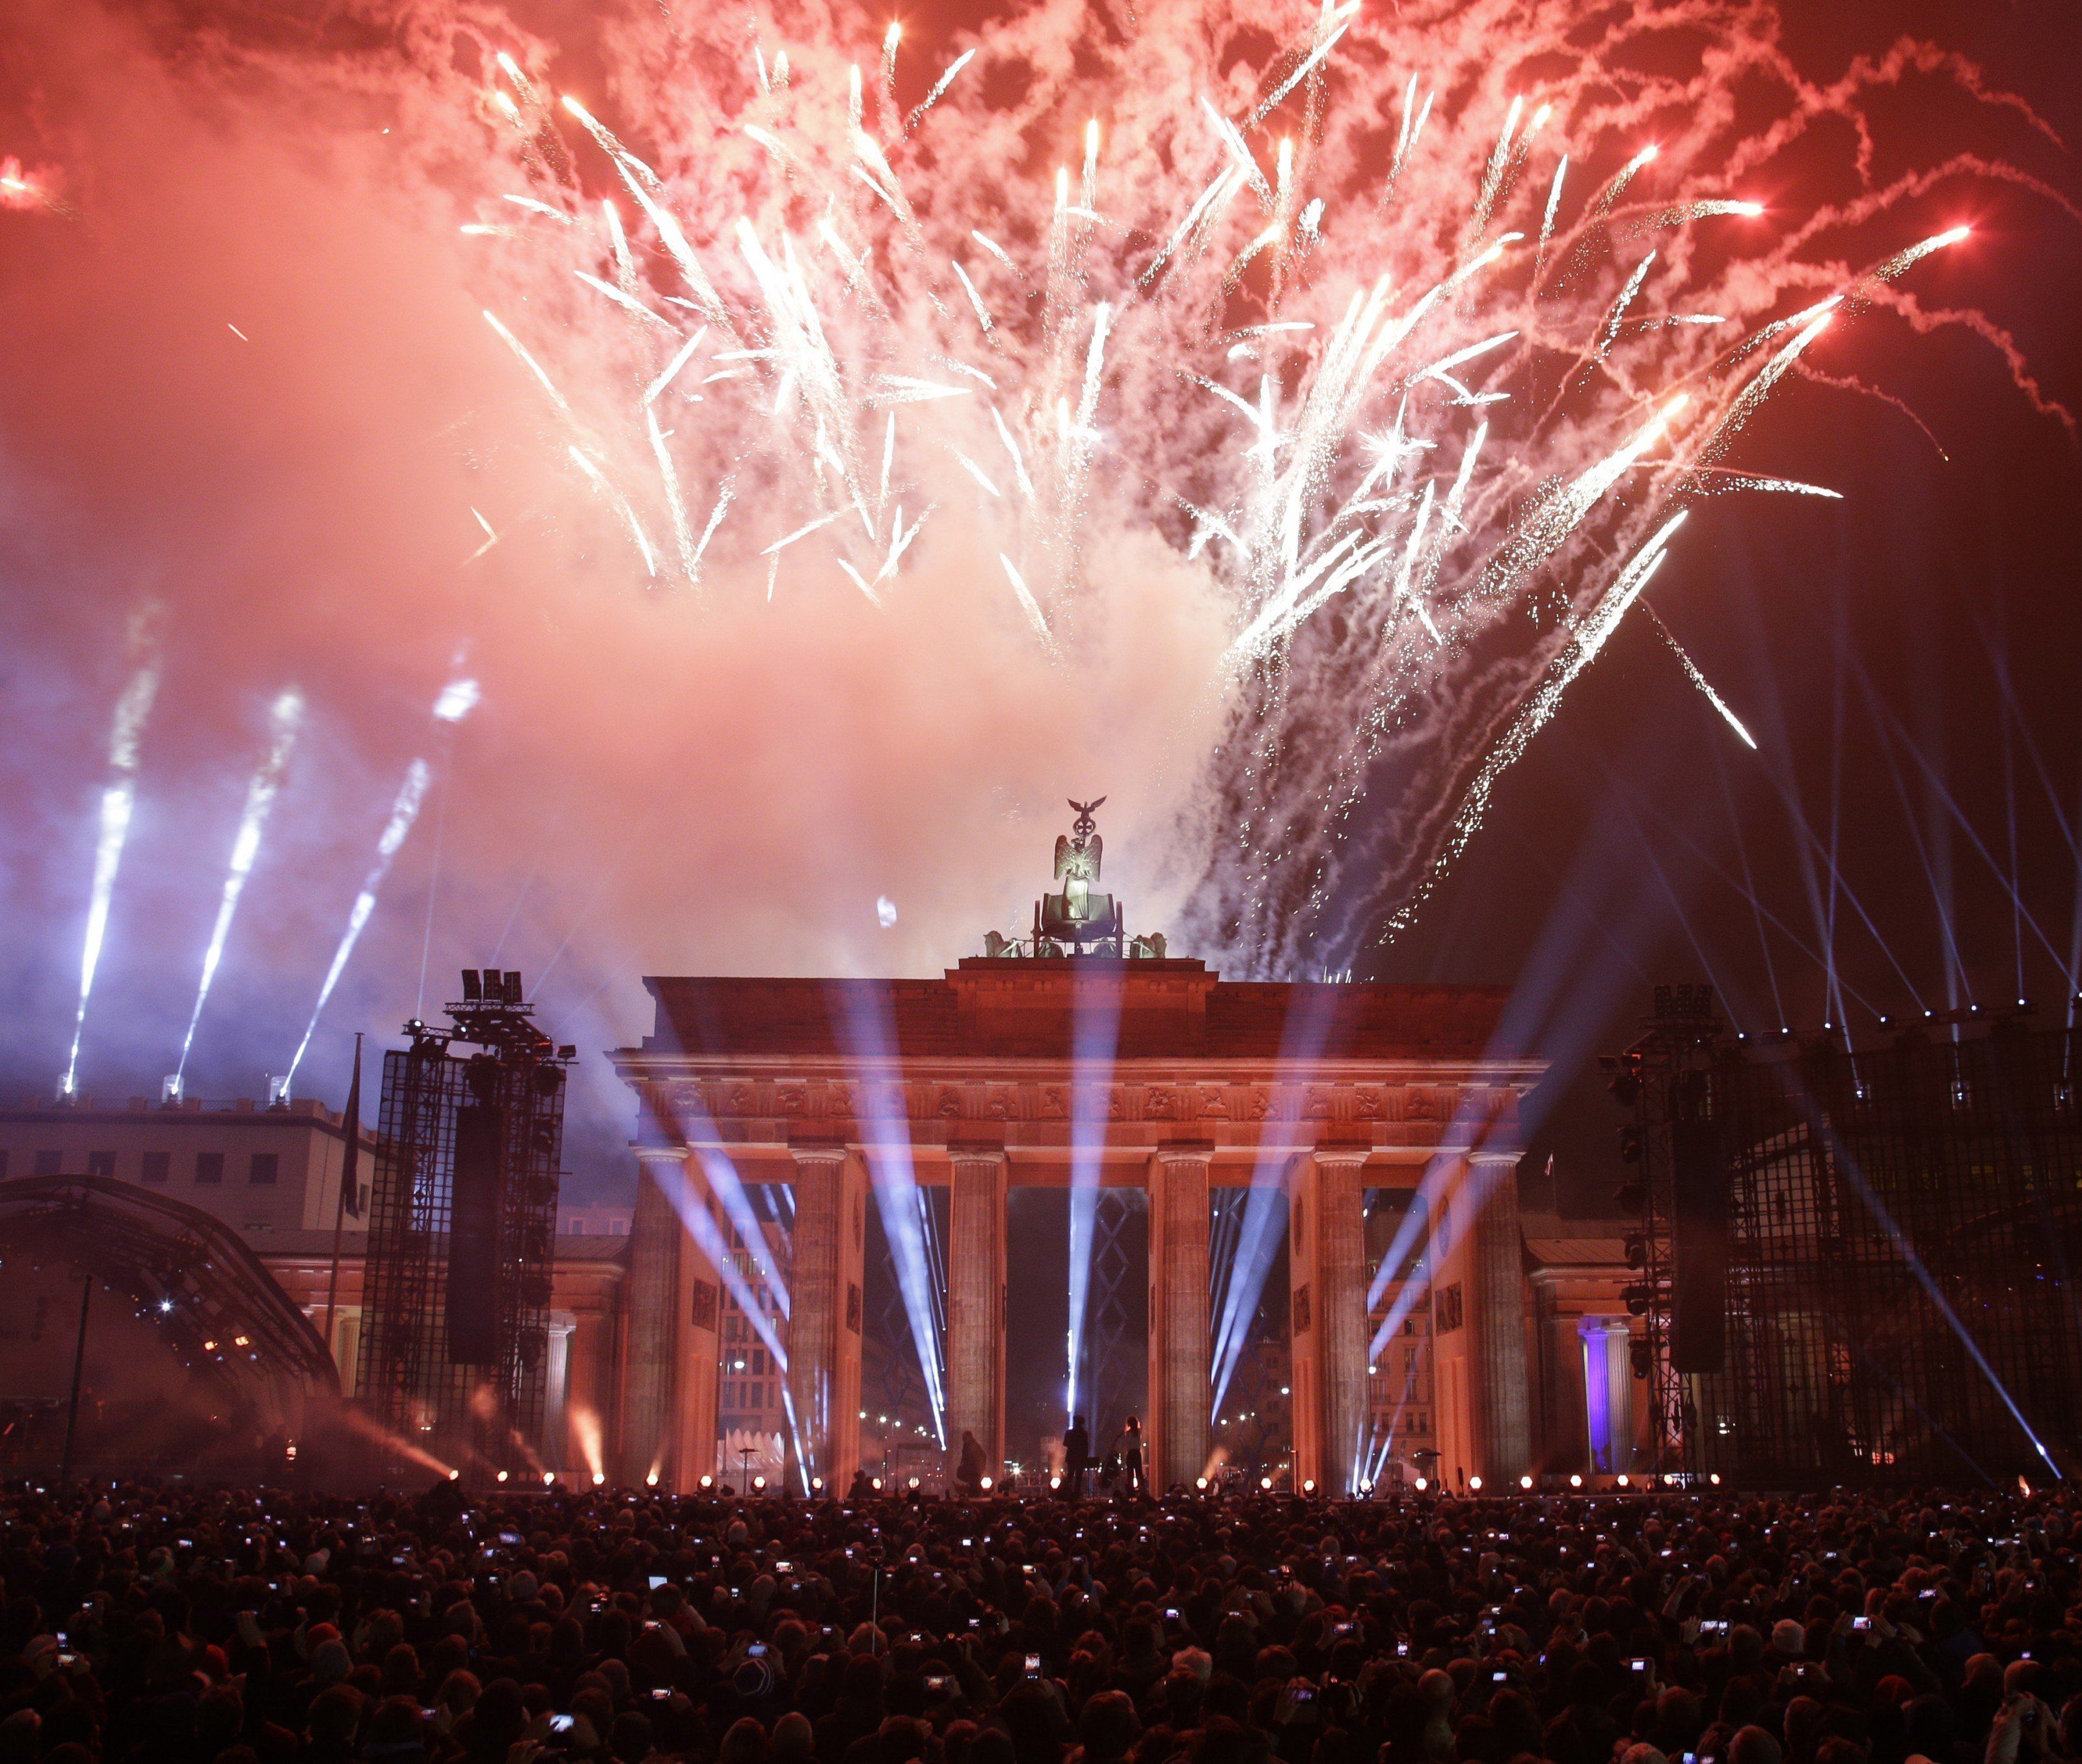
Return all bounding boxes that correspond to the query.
[1467,1144,1524,1168]
[788,1139,850,1167]
[632,1143,686,1167]
[946,1142,1008,1169]
[1310,1143,1374,1172]
[1152,1140,1215,1167]
[1576,1313,1632,1340]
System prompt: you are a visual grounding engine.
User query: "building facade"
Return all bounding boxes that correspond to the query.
[0,827,1656,1489]
[608,953,1572,1495]
[0,1093,624,1480]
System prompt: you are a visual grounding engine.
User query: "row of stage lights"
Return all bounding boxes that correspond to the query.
[453,1467,1725,1496]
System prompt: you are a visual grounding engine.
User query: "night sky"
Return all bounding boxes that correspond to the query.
[2,3,2078,1447]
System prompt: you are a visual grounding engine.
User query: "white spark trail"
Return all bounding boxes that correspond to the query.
[999,554,1059,657]
[1653,614,1759,748]
[62,614,161,1098]
[176,689,304,1083]
[286,757,433,1089]
[643,327,707,403]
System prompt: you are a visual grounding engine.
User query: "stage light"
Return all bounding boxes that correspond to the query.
[872,1477,884,1491]
[1302,1478,1316,1494]
[448,1469,461,1482]
[1049,1475,1062,1490]
[1569,1474,1582,1488]
[461,968,482,1001]
[1709,1472,1722,1486]
[908,1476,921,1490]
[647,1471,660,1487]
[1414,1476,1427,1491]
[544,1472,556,1486]
[812,1476,825,1492]
[698,1474,714,1489]
[496,1469,509,1483]
[591,1472,604,1486]
[979,1475,993,1490]
[1520,1474,1534,1489]
[1616,1473,1630,1487]
[1260,1476,1273,1490]
[1195,1476,1208,1490]
[1468,1475,1483,1491]
[753,1475,767,1491]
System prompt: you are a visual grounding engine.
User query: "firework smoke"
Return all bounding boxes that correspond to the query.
[61,605,161,1098]
[1,0,2066,1115]
[174,688,304,1088]
[452,0,2052,974]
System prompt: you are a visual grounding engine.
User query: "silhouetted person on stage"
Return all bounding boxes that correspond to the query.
[1120,1414,1145,1495]
[956,1428,987,1493]
[1062,1413,1090,1497]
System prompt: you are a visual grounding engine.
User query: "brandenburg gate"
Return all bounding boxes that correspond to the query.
[611,807,1542,1494]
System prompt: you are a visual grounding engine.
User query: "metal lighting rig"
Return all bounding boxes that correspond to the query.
[355,970,575,1485]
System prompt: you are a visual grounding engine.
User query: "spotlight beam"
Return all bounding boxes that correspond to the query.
[1066,975,1120,1424]
[836,983,947,1445]
[1211,987,1343,1422]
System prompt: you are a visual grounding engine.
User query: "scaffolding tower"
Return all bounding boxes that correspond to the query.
[1614,997,2082,1486]
[356,970,573,1484]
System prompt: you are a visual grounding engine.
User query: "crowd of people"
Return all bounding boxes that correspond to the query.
[4,1476,2077,1764]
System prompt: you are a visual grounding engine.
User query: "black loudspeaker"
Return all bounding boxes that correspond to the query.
[448,1103,504,1364]
[1670,1078,1728,1374]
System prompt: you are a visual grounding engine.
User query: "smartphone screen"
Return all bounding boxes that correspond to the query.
[1025,1653,1042,1676]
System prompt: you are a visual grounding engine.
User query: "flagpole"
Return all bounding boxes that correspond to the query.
[321,1032,363,1376]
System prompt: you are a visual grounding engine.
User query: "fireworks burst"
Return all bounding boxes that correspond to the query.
[448,0,2062,973]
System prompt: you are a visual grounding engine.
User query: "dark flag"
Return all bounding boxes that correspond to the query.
[340,1037,363,1218]
[322,1031,365,1376]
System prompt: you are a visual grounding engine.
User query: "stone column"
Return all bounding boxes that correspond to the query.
[1146,1143,1212,1491]
[669,1161,727,1491]
[1463,1150,1532,1481]
[788,1144,865,1491]
[946,1146,1008,1480]
[1577,1315,1634,1474]
[541,1316,576,1473]
[618,1148,681,1485]
[1288,1147,1370,1493]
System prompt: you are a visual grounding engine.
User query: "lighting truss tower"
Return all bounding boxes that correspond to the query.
[356,969,573,1484]
[1616,995,2082,1486]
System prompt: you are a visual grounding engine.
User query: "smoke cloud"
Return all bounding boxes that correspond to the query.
[0,0,2056,1178]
